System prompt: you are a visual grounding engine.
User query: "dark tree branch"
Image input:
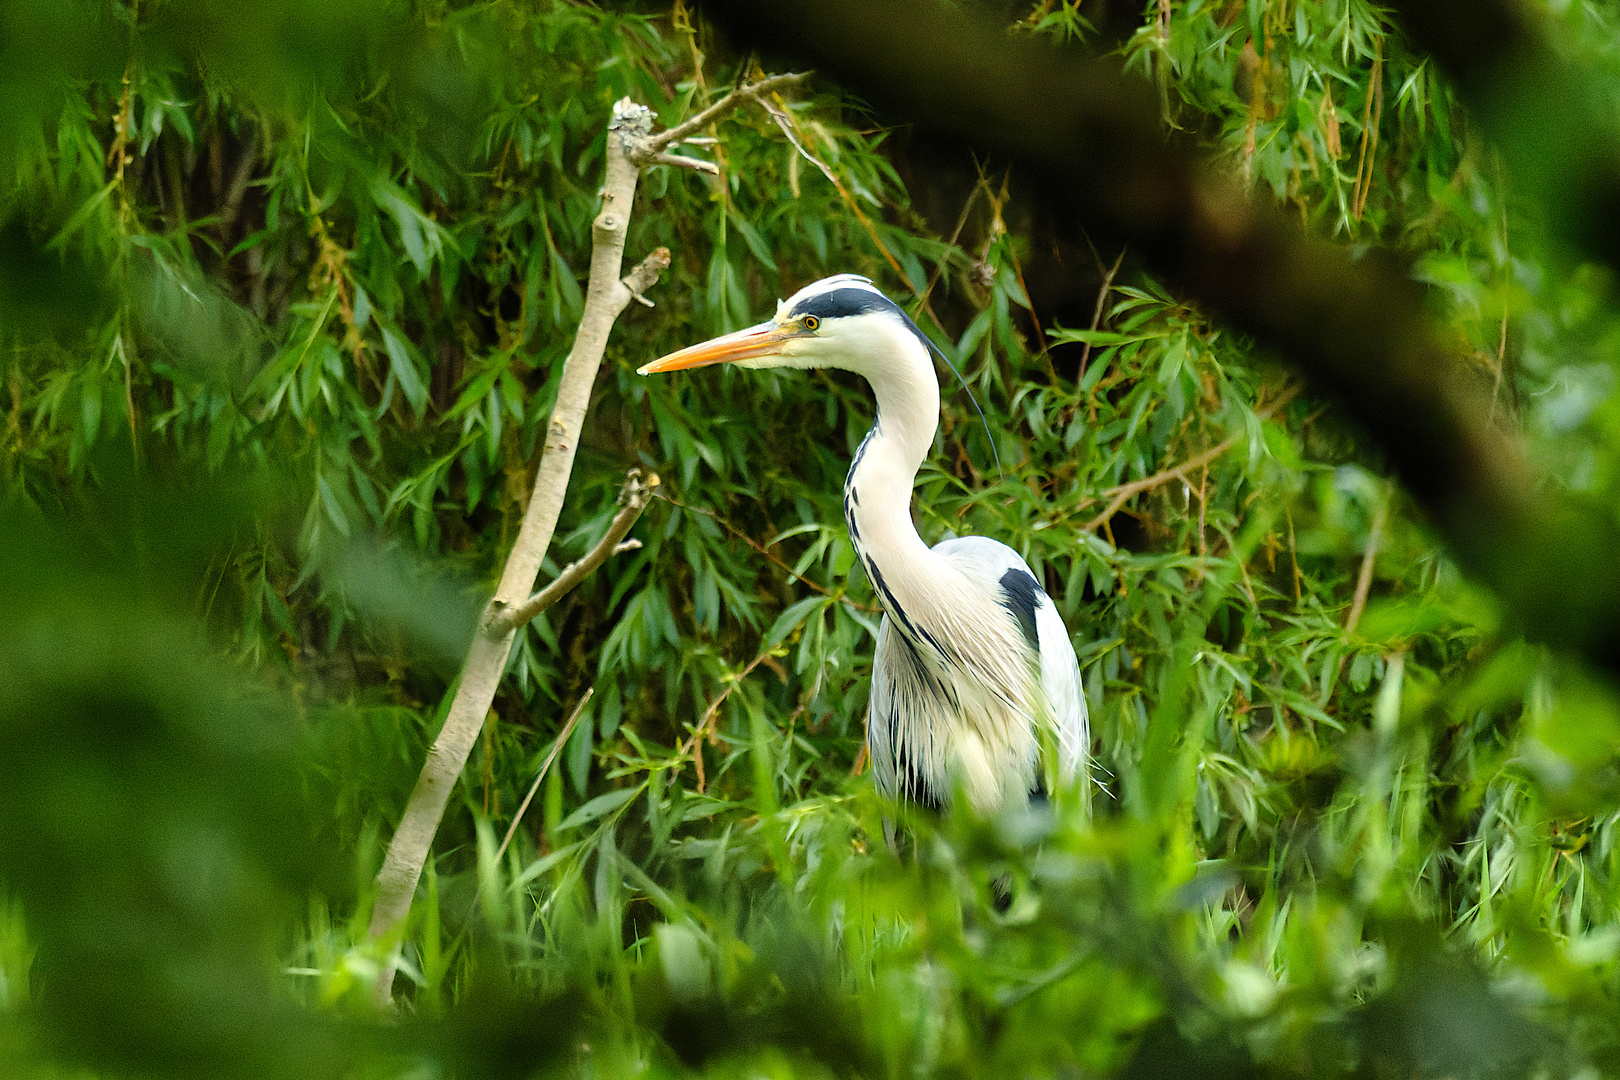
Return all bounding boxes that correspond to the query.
[696,0,1620,673]
[1385,0,1620,271]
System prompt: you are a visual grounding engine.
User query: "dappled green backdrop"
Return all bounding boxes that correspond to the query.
[6,1,1620,1076]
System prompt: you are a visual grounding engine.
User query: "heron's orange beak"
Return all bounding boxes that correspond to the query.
[637,321,796,374]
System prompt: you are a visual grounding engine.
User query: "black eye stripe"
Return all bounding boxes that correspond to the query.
[787,287,934,353]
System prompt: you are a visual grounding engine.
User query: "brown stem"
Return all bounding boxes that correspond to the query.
[755,92,908,284]
[1351,36,1384,221]
[1345,479,1394,637]
[493,689,595,865]
[645,72,809,155]
[1077,248,1125,381]
[682,647,776,793]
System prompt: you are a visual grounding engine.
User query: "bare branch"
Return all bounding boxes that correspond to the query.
[365,75,806,1007]
[642,71,810,156]
[647,151,720,174]
[617,247,672,309]
[1078,248,1126,381]
[487,470,659,636]
[1082,385,1301,536]
[366,96,666,1009]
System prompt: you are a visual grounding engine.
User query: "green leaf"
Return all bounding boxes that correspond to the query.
[380,324,428,413]
[765,595,828,649]
[557,786,640,832]
[1049,328,1138,346]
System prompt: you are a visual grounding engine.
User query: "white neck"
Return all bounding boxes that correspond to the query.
[839,330,944,642]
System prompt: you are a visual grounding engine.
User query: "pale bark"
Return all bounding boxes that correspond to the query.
[366,99,661,1006]
[365,80,805,1008]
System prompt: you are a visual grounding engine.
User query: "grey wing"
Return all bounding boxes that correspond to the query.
[867,613,900,805]
[1034,595,1088,791]
[932,535,1088,795]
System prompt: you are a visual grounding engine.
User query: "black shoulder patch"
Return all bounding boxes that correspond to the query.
[1000,568,1042,651]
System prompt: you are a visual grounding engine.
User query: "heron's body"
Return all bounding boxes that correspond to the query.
[641,275,1087,819]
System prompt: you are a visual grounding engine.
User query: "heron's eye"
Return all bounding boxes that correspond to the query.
[803,315,820,332]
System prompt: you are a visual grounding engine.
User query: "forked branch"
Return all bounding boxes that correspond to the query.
[366,73,809,1009]
[487,471,659,636]
[642,71,809,159]
[365,96,666,1009]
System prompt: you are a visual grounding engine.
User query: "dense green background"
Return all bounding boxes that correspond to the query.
[5,1,1620,1076]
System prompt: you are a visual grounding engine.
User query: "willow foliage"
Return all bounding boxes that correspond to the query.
[4,1,1620,1077]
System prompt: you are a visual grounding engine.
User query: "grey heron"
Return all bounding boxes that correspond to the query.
[640,274,1088,830]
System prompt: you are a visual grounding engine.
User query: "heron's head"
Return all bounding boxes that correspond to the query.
[637,274,930,378]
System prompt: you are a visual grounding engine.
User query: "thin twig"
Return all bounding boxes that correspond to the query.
[646,150,721,175]
[1345,479,1394,636]
[918,179,984,314]
[654,490,879,614]
[643,71,809,156]
[1490,186,1512,421]
[487,470,659,635]
[1286,507,1303,603]
[1078,248,1126,380]
[1082,385,1301,534]
[981,166,1053,382]
[755,91,910,287]
[494,689,594,864]
[1194,463,1208,583]
[1210,521,1258,608]
[1352,36,1384,220]
[682,648,776,792]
